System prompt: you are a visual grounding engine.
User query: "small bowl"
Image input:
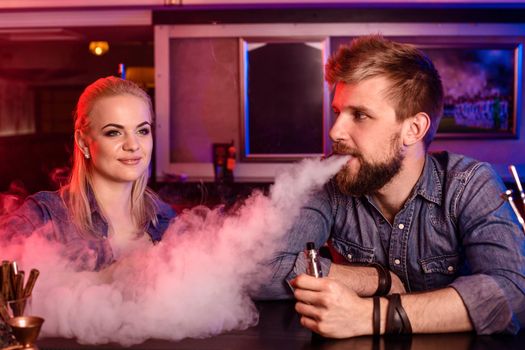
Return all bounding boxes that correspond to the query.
[7,316,44,349]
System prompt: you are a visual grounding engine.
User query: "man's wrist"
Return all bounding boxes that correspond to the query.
[329,263,393,296]
[370,262,392,296]
[368,296,389,336]
[385,294,413,335]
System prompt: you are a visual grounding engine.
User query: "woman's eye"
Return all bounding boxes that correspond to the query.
[104,130,120,137]
[138,128,151,135]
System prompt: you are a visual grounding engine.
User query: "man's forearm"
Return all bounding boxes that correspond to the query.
[328,263,405,296]
[291,274,473,338]
[379,287,473,334]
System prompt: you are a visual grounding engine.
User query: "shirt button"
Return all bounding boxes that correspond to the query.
[398,223,405,230]
[394,259,401,265]
[347,254,353,259]
[447,266,454,272]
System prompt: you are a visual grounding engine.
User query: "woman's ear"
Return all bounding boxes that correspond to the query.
[403,112,431,146]
[75,130,90,159]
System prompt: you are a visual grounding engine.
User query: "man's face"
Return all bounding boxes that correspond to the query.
[329,78,406,196]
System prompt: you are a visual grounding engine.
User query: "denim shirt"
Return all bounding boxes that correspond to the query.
[258,151,525,334]
[0,189,175,271]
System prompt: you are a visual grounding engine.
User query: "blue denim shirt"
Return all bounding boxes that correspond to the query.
[258,152,525,334]
[0,189,175,271]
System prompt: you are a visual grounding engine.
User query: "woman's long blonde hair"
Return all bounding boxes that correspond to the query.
[64,76,159,238]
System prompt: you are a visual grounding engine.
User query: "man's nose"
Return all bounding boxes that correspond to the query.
[329,116,349,143]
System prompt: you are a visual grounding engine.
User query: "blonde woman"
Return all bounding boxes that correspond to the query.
[0,77,175,270]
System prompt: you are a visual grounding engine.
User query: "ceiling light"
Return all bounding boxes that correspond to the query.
[89,41,109,56]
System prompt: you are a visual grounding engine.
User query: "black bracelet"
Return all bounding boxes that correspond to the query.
[370,262,392,296]
[373,296,381,337]
[385,293,412,335]
[396,295,412,334]
[386,294,401,334]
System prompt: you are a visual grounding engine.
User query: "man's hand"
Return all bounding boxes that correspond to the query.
[290,274,372,338]
[292,274,473,337]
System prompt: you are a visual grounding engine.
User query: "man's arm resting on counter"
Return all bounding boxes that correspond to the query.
[328,263,406,296]
[292,275,472,338]
[389,287,473,333]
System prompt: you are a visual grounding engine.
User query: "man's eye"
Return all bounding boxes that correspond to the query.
[355,112,367,120]
[104,130,120,137]
[138,128,151,135]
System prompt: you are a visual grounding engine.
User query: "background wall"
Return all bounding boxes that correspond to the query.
[2,1,525,193]
[0,28,154,192]
[155,18,525,182]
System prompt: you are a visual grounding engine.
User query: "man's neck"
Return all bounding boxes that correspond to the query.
[371,151,426,224]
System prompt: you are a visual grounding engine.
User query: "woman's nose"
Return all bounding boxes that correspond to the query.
[123,134,139,151]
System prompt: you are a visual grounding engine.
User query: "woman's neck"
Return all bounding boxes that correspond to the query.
[90,176,133,220]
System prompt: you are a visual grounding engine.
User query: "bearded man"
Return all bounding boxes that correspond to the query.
[257,35,525,338]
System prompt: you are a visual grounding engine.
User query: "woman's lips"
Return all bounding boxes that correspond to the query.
[118,158,141,165]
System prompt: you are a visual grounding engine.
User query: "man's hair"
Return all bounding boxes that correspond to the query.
[325,35,444,149]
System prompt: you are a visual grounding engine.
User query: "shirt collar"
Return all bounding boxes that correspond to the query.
[86,186,173,241]
[147,201,174,242]
[409,154,443,205]
[85,187,109,238]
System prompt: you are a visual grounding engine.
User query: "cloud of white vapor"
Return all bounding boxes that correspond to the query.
[1,156,349,346]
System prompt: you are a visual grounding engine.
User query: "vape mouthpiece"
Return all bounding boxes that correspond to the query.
[321,152,335,160]
[305,242,323,278]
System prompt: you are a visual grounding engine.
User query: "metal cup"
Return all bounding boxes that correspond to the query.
[7,316,44,349]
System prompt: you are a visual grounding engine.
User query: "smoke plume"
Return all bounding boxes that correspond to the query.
[1,156,348,346]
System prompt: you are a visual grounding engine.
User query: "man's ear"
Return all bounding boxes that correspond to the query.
[403,112,431,146]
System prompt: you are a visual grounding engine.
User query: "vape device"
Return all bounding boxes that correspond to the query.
[305,242,323,278]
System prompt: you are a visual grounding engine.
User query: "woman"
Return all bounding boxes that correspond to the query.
[0,76,175,270]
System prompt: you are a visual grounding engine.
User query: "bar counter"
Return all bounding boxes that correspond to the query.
[37,300,525,350]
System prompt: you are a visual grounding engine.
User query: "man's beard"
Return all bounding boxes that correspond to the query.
[334,135,405,197]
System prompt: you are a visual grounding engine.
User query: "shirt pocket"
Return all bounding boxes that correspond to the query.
[419,253,459,290]
[331,238,375,264]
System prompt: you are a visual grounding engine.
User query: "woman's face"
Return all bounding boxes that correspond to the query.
[80,94,153,185]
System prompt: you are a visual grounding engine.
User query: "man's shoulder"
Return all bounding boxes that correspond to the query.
[429,151,495,179]
[428,151,504,200]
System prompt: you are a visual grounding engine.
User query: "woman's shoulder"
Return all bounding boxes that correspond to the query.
[30,189,62,203]
[0,190,64,239]
[26,190,69,221]
[153,196,177,221]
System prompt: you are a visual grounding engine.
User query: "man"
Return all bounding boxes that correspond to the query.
[260,35,525,338]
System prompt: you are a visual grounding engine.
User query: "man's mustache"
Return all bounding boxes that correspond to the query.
[332,142,361,158]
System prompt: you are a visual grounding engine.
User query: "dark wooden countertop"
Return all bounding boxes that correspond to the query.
[36,300,525,350]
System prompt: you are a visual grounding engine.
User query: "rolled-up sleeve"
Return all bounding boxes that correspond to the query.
[452,163,525,334]
[253,186,334,300]
[451,274,516,333]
